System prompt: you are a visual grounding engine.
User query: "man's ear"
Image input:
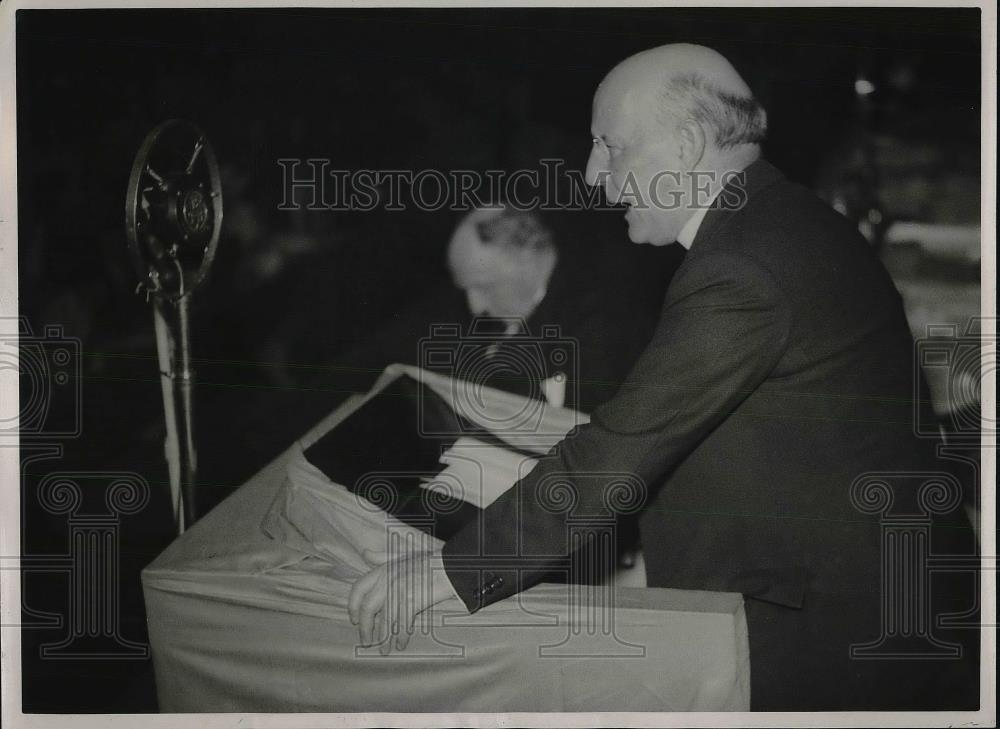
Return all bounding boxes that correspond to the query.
[676,118,707,170]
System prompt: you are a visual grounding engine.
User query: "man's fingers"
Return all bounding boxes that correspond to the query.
[396,631,410,651]
[396,556,423,651]
[379,614,393,655]
[382,553,410,654]
[377,608,391,654]
[358,602,372,647]
[351,550,437,654]
[393,560,409,651]
[379,568,396,655]
[358,598,374,647]
[396,595,415,652]
[358,570,387,646]
[347,571,371,625]
[348,566,382,625]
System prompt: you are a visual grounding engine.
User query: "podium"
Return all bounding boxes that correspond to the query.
[142,365,750,712]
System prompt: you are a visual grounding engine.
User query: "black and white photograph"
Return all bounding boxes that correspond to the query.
[0,2,995,726]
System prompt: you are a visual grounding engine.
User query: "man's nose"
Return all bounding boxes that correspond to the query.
[585,145,606,188]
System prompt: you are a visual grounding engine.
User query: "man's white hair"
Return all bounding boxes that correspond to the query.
[473,207,555,254]
[660,72,767,149]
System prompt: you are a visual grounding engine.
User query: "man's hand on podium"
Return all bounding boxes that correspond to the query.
[348,546,459,654]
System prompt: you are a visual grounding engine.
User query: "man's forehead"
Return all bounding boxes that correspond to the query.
[591,81,643,138]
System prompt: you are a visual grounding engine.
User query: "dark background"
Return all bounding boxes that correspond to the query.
[15,7,981,713]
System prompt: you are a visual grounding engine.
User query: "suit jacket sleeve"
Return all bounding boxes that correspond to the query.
[571,302,660,413]
[441,251,794,612]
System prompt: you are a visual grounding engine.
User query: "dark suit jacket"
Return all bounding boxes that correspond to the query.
[442,160,978,710]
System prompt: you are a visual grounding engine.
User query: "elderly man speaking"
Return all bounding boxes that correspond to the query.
[348,44,978,710]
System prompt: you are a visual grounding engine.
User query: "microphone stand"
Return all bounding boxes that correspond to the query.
[152,294,197,532]
[126,119,222,535]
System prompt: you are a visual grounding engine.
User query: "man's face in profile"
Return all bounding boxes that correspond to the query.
[447,213,546,320]
[585,75,687,246]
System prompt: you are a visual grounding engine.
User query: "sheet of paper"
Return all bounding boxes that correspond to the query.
[433,436,540,509]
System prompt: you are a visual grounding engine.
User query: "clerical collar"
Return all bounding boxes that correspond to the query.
[676,187,721,250]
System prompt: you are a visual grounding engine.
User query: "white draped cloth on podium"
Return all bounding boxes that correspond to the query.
[142,364,751,712]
